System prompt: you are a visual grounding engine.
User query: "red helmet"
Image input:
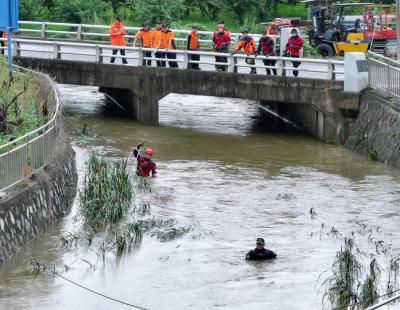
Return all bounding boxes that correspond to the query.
[145,148,154,156]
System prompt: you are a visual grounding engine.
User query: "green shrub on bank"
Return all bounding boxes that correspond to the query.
[0,58,46,149]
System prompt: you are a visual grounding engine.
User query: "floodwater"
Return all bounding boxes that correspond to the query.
[1,86,400,310]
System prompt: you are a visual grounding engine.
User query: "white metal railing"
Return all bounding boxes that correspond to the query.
[368,51,400,98]
[0,38,344,80]
[365,293,400,309]
[17,20,280,48]
[0,63,61,192]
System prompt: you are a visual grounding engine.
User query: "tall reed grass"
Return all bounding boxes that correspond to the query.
[79,153,133,231]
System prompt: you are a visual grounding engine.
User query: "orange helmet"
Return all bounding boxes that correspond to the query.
[145,148,154,156]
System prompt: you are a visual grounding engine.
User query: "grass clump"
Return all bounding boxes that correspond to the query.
[359,259,381,309]
[324,238,362,308]
[79,153,133,231]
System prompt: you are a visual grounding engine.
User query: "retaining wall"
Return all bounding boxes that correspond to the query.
[345,88,400,167]
[0,74,77,264]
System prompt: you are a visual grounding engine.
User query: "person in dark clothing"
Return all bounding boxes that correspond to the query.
[256,32,277,76]
[246,238,277,260]
[284,28,303,77]
[133,142,157,177]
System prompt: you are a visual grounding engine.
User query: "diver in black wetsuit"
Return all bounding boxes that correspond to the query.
[246,238,277,260]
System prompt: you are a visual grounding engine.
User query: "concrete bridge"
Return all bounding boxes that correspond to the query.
[5,32,363,143]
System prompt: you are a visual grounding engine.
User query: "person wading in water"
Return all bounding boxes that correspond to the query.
[133,142,157,177]
[245,238,277,260]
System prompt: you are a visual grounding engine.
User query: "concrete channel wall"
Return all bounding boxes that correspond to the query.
[345,88,400,167]
[0,75,77,264]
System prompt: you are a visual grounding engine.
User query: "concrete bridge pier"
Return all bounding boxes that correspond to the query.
[99,87,160,126]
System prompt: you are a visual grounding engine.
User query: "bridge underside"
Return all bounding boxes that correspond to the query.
[15,58,360,144]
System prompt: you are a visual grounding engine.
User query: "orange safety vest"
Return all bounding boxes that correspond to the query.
[2,32,9,47]
[235,37,256,55]
[135,29,152,48]
[188,31,200,50]
[151,29,163,48]
[109,22,127,46]
[160,31,175,49]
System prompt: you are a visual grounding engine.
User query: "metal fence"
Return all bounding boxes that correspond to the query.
[17,20,281,49]
[0,66,61,192]
[368,51,400,98]
[0,38,344,80]
[365,293,400,310]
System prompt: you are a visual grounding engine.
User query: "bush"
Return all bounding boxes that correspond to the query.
[134,0,186,25]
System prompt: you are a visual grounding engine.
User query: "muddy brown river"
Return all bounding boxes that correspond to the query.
[1,85,400,310]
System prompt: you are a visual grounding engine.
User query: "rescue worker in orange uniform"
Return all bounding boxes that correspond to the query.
[133,23,153,66]
[109,17,128,64]
[1,32,6,55]
[233,30,257,74]
[133,142,157,177]
[187,25,201,70]
[152,21,165,67]
[161,25,178,68]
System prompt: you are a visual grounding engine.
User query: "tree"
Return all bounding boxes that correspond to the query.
[52,0,113,23]
[134,0,186,25]
[19,0,50,20]
[224,0,257,24]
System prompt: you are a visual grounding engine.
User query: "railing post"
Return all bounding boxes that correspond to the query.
[138,47,143,66]
[95,45,103,63]
[12,41,20,57]
[53,43,60,60]
[183,50,189,69]
[279,57,286,76]
[228,54,237,73]
[41,23,48,39]
[327,60,333,80]
[77,24,83,40]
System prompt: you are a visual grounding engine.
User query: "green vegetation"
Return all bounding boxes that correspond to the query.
[58,153,191,261]
[19,0,309,32]
[0,58,48,148]
[324,238,362,308]
[321,221,400,309]
[79,153,133,231]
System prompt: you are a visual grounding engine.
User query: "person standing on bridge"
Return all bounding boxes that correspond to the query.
[133,142,157,177]
[256,31,277,76]
[109,17,128,65]
[187,25,201,70]
[162,25,178,68]
[133,23,153,66]
[212,23,231,72]
[152,21,165,67]
[0,31,5,55]
[284,28,303,77]
[233,30,257,74]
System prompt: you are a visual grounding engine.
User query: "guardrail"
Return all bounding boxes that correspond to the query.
[0,64,61,192]
[365,293,400,309]
[0,38,344,80]
[368,51,400,98]
[17,20,281,49]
